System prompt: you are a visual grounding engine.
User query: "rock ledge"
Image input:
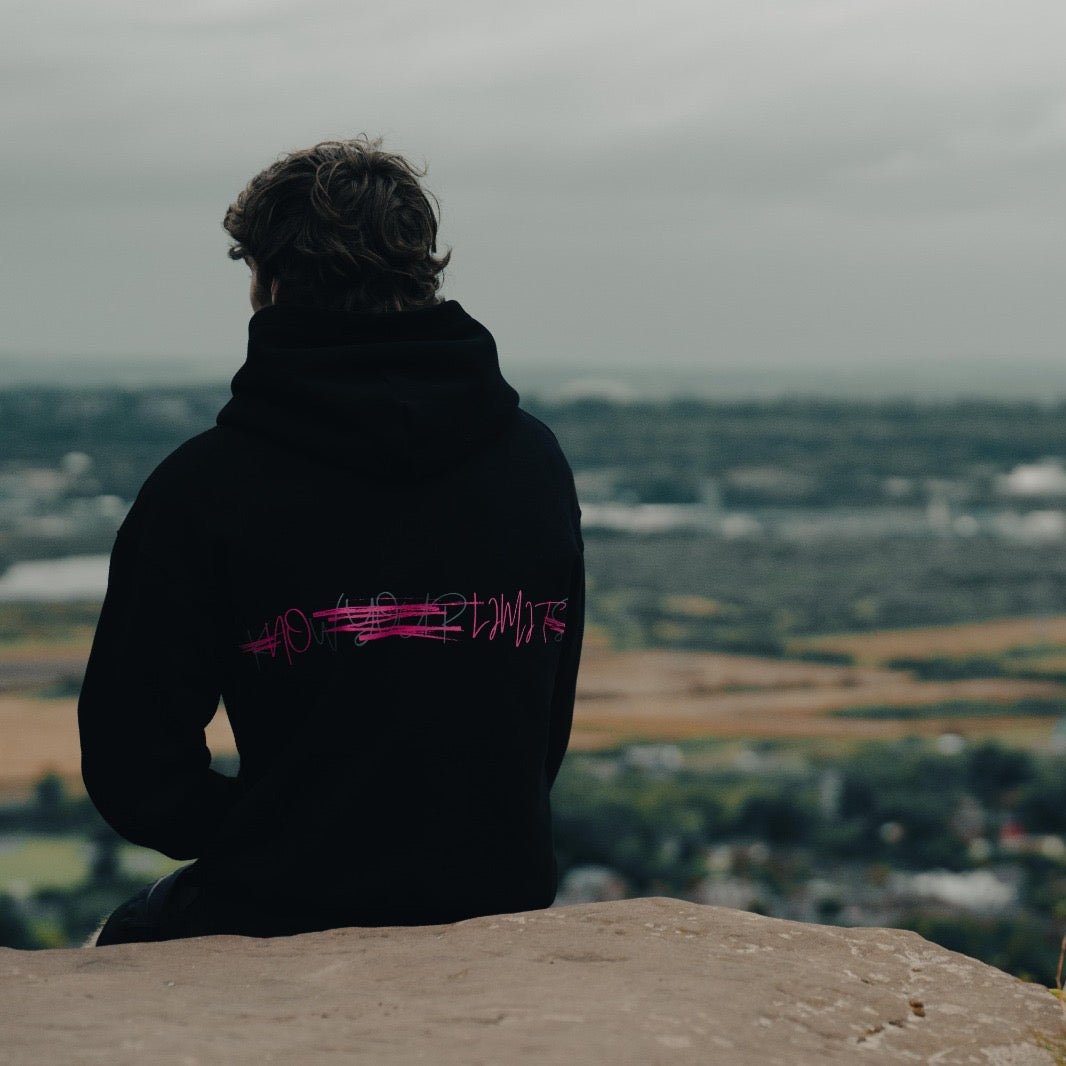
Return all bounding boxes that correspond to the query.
[2,896,1065,1064]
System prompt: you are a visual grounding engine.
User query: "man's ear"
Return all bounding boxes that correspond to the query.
[270,277,281,304]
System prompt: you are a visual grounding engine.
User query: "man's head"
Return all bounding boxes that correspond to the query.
[223,135,451,314]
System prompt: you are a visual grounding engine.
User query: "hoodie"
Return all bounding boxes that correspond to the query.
[77,298,585,936]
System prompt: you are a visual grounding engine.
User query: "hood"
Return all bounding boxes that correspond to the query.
[215,299,521,482]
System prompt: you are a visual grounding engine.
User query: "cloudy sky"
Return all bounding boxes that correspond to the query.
[3,0,1065,394]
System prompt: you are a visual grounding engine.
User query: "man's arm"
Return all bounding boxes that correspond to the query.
[545,502,585,790]
[77,522,243,860]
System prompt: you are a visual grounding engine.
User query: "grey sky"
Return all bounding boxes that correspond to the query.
[3,0,1065,389]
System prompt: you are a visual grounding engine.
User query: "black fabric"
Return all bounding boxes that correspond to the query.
[78,298,585,938]
[94,864,200,945]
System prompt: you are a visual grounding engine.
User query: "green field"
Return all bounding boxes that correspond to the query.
[0,834,182,894]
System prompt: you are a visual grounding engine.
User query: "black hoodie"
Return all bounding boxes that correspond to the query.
[77,299,585,935]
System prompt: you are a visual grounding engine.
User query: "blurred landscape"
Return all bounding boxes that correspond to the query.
[5,381,1066,984]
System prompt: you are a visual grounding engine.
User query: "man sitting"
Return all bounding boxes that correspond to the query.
[79,135,585,944]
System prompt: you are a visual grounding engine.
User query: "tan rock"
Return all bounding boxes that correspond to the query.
[2,896,1065,1064]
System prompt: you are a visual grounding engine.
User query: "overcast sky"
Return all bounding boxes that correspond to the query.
[3,0,1065,392]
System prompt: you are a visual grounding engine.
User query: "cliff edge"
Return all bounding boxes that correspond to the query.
[2,896,1065,1064]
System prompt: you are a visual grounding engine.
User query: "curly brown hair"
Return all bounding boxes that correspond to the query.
[222,135,451,313]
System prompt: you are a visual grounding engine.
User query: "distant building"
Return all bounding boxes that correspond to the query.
[887,867,1019,915]
[623,744,683,773]
[553,865,630,905]
[997,458,1066,497]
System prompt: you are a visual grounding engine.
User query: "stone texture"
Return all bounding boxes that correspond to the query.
[2,896,1065,1064]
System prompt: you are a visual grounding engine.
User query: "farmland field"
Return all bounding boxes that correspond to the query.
[0,835,181,893]
[788,615,1066,665]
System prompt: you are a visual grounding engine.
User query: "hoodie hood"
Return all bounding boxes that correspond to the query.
[215,299,521,482]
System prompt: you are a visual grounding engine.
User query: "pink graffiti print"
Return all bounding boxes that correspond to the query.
[239,590,568,668]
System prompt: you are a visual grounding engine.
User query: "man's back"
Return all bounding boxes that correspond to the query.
[77,297,585,936]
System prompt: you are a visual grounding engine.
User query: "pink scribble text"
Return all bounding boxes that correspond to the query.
[239,589,567,667]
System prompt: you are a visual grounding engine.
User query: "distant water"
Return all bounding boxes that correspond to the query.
[0,556,109,601]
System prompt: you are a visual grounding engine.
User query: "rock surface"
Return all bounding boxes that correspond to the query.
[2,896,1065,1064]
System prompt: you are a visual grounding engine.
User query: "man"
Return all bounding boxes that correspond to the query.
[79,135,585,945]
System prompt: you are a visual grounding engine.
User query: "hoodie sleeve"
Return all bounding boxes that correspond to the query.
[77,516,243,860]
[544,487,585,790]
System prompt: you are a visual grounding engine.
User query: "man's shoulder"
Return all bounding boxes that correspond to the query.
[137,426,230,491]
[120,427,232,536]
[510,409,582,543]
[511,408,572,468]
